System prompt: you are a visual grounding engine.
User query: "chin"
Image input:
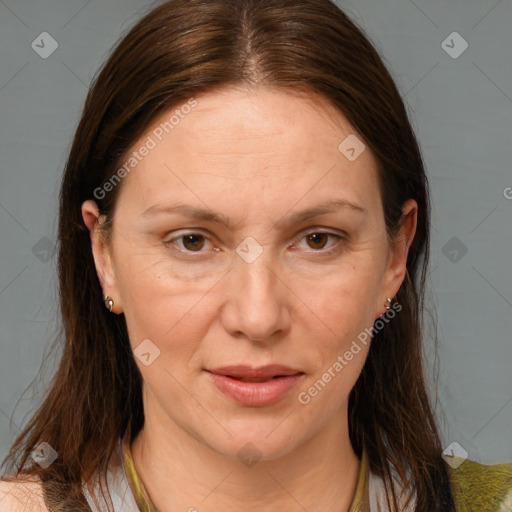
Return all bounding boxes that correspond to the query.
[199,418,307,462]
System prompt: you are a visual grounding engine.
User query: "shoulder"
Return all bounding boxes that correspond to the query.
[0,477,49,512]
[448,457,512,512]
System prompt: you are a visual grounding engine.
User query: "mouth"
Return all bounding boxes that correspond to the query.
[205,365,305,407]
[225,376,292,382]
[206,364,304,380]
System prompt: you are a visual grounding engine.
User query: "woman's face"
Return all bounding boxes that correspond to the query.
[83,86,416,460]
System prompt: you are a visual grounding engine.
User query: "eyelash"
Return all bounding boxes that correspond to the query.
[163,229,345,256]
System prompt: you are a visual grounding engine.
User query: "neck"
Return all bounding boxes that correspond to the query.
[131,406,361,512]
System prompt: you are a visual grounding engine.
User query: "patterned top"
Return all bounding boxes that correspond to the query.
[77,429,512,512]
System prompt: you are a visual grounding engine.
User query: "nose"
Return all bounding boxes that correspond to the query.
[220,248,291,343]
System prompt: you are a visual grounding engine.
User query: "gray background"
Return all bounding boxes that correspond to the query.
[0,0,511,468]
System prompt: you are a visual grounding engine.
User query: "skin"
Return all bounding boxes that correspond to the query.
[82,85,417,512]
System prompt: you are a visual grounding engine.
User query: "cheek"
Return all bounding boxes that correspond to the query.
[290,257,381,409]
[293,260,381,339]
[115,250,220,358]
[295,286,373,416]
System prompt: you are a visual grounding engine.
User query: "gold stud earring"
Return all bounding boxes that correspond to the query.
[103,295,114,313]
[385,297,392,310]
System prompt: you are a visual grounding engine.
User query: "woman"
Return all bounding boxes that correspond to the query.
[1,0,511,511]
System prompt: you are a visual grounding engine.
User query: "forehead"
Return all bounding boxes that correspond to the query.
[164,86,359,153]
[115,86,382,220]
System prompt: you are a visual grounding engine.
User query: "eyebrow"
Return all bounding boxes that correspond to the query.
[141,198,366,229]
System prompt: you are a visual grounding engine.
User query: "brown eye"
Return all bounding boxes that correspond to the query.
[295,230,344,255]
[181,234,205,251]
[306,232,329,250]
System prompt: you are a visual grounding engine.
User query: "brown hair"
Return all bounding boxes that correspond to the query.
[1,0,454,510]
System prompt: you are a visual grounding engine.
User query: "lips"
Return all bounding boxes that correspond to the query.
[205,365,305,407]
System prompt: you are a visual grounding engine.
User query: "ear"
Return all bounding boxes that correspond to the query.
[81,200,122,314]
[377,198,417,317]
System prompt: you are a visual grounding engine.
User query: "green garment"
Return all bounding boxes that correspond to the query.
[449,455,512,512]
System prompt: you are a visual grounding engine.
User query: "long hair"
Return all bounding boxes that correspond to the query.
[1,0,454,510]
